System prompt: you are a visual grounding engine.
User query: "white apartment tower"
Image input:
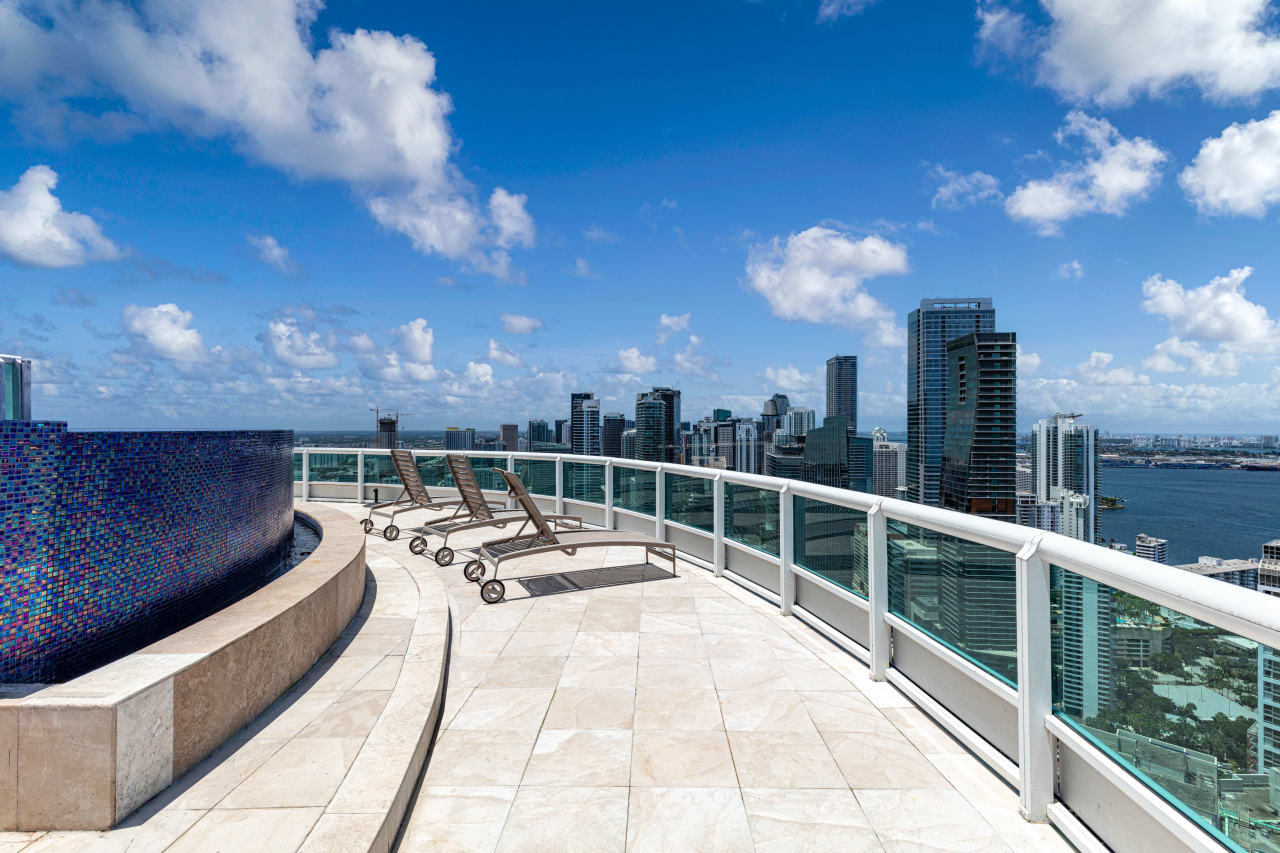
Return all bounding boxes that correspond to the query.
[873,441,907,498]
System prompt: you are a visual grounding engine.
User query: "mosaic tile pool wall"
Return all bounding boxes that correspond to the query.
[0,423,294,683]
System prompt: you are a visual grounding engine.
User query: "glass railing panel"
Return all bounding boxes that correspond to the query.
[1052,566,1278,852]
[515,458,556,497]
[293,453,302,482]
[886,518,1017,686]
[612,466,656,515]
[564,461,606,504]
[468,456,508,491]
[793,496,868,596]
[415,455,452,488]
[363,452,399,484]
[724,482,779,556]
[307,452,357,483]
[665,472,714,533]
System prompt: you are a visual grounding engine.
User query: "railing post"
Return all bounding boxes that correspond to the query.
[555,456,565,516]
[301,449,310,502]
[506,454,516,510]
[712,474,725,578]
[604,460,615,530]
[778,485,793,616]
[356,449,365,504]
[654,465,666,541]
[867,500,889,681]
[1017,534,1053,822]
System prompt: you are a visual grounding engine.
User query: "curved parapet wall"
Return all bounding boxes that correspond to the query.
[0,423,294,683]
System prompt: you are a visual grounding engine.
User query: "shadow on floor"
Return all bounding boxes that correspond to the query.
[511,562,678,598]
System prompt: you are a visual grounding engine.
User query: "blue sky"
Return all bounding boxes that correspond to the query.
[1,0,1278,432]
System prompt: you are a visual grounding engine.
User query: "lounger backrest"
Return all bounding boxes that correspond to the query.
[499,469,559,545]
[390,450,432,503]
[445,454,494,520]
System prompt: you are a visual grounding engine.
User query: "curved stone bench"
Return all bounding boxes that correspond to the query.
[0,503,366,831]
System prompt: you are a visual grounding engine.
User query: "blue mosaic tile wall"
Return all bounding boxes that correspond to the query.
[0,424,294,683]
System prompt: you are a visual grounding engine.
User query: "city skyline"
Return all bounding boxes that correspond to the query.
[2,2,1280,433]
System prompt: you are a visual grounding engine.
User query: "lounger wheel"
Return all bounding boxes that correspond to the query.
[383,524,400,541]
[480,579,505,604]
[409,537,427,555]
[361,519,374,534]
[435,547,455,566]
[464,560,485,582]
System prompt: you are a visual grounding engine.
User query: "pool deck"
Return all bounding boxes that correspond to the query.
[0,500,1077,852]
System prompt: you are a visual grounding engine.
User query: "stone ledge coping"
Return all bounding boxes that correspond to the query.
[0,502,366,831]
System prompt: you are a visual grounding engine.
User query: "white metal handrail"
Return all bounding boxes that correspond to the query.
[295,445,1268,850]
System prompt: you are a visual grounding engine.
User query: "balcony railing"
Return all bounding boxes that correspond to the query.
[295,447,1280,853]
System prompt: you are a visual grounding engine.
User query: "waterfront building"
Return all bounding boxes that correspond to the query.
[907,298,996,506]
[570,393,601,456]
[825,354,858,434]
[1259,541,1280,770]
[939,332,1017,522]
[634,387,681,463]
[527,419,551,445]
[601,412,626,457]
[499,424,518,453]
[1032,413,1100,544]
[873,441,906,498]
[1174,557,1259,589]
[1,353,32,420]
[444,426,475,451]
[1135,533,1169,564]
[1017,492,1061,533]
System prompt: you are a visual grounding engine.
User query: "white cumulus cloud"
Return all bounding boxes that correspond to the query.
[572,257,599,279]
[745,226,908,346]
[247,234,293,273]
[618,347,657,374]
[265,317,337,369]
[817,0,881,21]
[764,364,820,392]
[1180,110,1280,217]
[0,1,531,279]
[1055,259,1084,279]
[501,313,543,334]
[675,334,716,378]
[486,338,523,367]
[657,313,691,344]
[927,164,1002,210]
[122,303,209,362]
[1005,112,1166,235]
[0,165,120,268]
[979,0,1280,106]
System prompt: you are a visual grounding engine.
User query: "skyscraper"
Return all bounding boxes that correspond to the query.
[873,441,907,498]
[1258,541,1280,770]
[907,298,996,506]
[783,407,815,438]
[621,428,636,459]
[554,418,569,445]
[825,355,858,435]
[733,419,762,474]
[602,412,626,457]
[761,393,790,437]
[499,424,518,453]
[634,387,681,463]
[939,332,1017,522]
[527,419,551,445]
[444,427,476,451]
[1,354,32,420]
[570,393,601,455]
[1031,413,1101,544]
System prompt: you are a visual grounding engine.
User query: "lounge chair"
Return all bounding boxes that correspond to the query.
[360,449,471,541]
[464,469,678,604]
[408,454,585,567]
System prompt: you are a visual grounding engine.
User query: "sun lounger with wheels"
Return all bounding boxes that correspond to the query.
[464,469,678,604]
[407,454,584,566]
[360,449,471,541]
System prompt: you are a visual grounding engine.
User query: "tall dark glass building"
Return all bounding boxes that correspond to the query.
[906,298,996,506]
[634,387,681,463]
[939,332,1017,521]
[825,355,858,435]
[601,412,626,457]
[527,419,552,445]
[570,393,600,455]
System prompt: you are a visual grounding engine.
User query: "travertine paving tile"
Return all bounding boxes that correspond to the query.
[521,730,631,786]
[450,688,555,731]
[626,787,753,853]
[855,788,1013,853]
[166,807,322,853]
[633,687,724,731]
[569,632,640,657]
[401,786,517,853]
[494,787,627,853]
[422,730,537,786]
[884,707,966,755]
[727,730,847,789]
[637,657,714,689]
[718,690,818,733]
[741,787,885,853]
[542,687,635,730]
[216,737,363,808]
[499,631,577,657]
[478,656,567,689]
[709,656,792,691]
[639,612,701,634]
[823,730,951,790]
[638,633,706,658]
[559,656,637,689]
[631,730,737,787]
[799,690,899,735]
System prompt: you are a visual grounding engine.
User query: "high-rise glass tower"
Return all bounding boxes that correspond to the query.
[634,387,681,463]
[907,298,995,506]
[939,332,1017,522]
[1031,413,1100,544]
[570,393,601,455]
[825,355,858,434]
[1,354,32,420]
[527,419,551,445]
[601,412,626,457]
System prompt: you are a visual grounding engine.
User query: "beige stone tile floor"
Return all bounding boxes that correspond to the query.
[0,499,1077,852]
[367,502,1078,853]
[0,517,433,852]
